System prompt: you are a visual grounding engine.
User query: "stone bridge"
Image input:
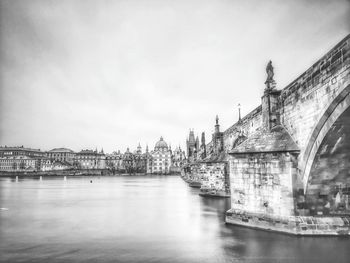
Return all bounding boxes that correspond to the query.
[220,34,350,235]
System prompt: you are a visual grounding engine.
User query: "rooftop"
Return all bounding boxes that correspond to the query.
[48,148,74,153]
[155,137,168,150]
[230,125,300,154]
[0,146,42,152]
[200,151,228,163]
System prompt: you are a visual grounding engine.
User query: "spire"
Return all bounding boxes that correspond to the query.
[201,132,207,159]
[201,132,206,146]
[188,129,195,143]
[215,115,220,133]
[137,143,142,154]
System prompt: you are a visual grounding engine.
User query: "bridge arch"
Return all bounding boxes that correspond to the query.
[301,84,350,193]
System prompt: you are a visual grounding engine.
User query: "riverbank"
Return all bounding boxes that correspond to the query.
[0,170,179,177]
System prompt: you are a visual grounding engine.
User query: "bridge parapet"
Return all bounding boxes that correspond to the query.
[223,106,262,153]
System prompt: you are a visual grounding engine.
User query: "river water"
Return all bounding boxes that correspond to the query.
[0,175,349,263]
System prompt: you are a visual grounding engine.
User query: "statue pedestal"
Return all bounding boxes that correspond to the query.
[264,80,276,93]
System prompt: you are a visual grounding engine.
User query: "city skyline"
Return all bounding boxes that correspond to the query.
[0,0,349,152]
[0,138,184,155]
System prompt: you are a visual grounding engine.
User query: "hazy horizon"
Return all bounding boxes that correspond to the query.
[0,0,349,153]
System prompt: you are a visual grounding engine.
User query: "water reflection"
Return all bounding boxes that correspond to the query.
[0,176,349,263]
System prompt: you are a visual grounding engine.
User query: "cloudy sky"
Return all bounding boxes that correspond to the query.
[0,0,349,153]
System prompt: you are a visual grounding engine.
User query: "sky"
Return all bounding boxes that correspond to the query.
[0,0,349,153]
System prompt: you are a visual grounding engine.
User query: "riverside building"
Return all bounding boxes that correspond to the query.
[0,146,46,171]
[46,148,75,165]
[74,149,106,169]
[150,137,172,174]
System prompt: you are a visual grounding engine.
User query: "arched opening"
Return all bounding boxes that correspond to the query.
[301,85,350,191]
[305,106,350,216]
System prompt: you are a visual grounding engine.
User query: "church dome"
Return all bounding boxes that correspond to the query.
[154,137,168,150]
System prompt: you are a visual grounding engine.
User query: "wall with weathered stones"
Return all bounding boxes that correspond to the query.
[223,106,262,152]
[200,162,229,195]
[280,36,350,157]
[229,152,298,217]
[182,162,206,184]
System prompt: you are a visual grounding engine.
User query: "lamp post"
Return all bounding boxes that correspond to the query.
[238,103,241,122]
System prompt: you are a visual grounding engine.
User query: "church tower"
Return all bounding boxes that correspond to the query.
[186,129,196,159]
[212,115,224,154]
[137,143,142,154]
[201,132,206,159]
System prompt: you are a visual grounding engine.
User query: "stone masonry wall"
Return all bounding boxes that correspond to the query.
[229,152,298,217]
[200,162,229,193]
[280,36,350,153]
[223,106,262,152]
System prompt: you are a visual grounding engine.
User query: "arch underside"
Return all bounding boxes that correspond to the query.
[305,106,350,216]
[302,85,350,190]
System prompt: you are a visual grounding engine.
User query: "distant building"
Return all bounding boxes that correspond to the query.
[74,149,106,169]
[40,157,53,171]
[186,130,199,162]
[122,148,134,173]
[0,146,45,158]
[41,159,71,171]
[150,137,172,174]
[46,148,75,165]
[170,145,186,173]
[0,155,38,171]
[144,145,152,174]
[201,132,206,158]
[0,146,45,171]
[105,150,123,172]
[133,143,147,173]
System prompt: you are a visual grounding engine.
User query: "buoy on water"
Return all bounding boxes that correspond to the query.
[64,176,67,181]
[40,176,42,181]
[90,180,93,183]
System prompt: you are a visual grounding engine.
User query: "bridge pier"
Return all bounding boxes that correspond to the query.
[225,143,350,234]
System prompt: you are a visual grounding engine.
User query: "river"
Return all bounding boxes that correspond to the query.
[0,175,349,263]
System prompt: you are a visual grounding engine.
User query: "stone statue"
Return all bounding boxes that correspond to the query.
[266,60,274,82]
[265,60,276,90]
